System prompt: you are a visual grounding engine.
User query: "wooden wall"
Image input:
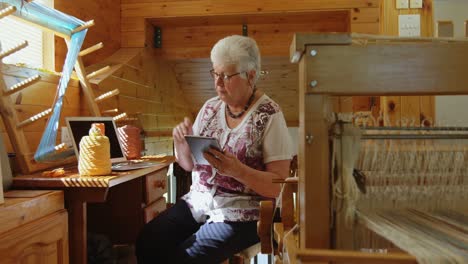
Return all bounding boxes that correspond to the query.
[148,11,353,59]
[121,0,381,48]
[53,0,193,157]
[161,11,352,126]
[1,0,436,174]
[119,0,382,126]
[85,48,192,156]
[54,0,121,70]
[380,0,435,126]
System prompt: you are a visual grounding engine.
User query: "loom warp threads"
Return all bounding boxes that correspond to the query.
[78,123,111,176]
[333,123,468,263]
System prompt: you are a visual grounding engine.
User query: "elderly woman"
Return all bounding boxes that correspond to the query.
[136,35,293,264]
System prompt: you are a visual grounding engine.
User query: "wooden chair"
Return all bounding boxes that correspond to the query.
[257,156,298,263]
[225,156,298,264]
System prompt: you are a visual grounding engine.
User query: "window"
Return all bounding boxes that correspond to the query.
[0,0,54,70]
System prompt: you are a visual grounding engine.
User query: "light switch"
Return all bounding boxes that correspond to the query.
[399,14,421,37]
[410,0,423,8]
[396,0,409,9]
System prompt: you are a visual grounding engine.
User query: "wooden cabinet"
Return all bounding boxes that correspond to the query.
[12,161,174,264]
[87,166,169,244]
[0,190,68,264]
[143,197,167,224]
[143,168,167,223]
[144,168,167,205]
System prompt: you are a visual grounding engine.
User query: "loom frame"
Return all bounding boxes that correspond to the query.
[289,32,468,263]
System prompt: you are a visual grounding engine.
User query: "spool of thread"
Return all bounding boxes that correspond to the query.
[117,125,141,159]
[94,123,105,135]
[78,123,112,176]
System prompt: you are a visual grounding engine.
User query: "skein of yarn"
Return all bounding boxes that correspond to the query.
[78,123,112,176]
[117,125,142,159]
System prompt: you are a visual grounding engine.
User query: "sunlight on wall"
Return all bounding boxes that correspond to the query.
[0,0,54,70]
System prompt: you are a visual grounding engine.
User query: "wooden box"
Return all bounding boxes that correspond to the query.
[0,190,68,263]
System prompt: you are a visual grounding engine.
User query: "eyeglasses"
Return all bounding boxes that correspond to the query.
[209,69,243,83]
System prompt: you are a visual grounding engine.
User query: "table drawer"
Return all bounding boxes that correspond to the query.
[143,197,166,223]
[144,168,168,204]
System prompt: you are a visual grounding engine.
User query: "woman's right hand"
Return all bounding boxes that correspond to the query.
[173,117,193,143]
[173,117,194,171]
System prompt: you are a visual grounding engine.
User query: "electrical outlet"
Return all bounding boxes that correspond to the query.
[396,0,409,9]
[399,14,421,37]
[410,0,423,8]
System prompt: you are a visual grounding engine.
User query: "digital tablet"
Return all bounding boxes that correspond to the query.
[185,135,221,165]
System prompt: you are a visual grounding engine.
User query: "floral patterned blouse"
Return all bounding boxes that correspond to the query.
[181,94,293,223]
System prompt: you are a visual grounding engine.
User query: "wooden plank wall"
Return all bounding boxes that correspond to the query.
[4,0,434,172]
[148,11,352,59]
[121,0,381,48]
[380,0,435,126]
[120,1,381,126]
[86,48,192,156]
[54,0,121,70]
[162,11,352,126]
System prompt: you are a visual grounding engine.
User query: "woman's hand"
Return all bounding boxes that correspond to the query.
[173,117,193,143]
[203,148,244,177]
[204,147,291,198]
[173,117,194,171]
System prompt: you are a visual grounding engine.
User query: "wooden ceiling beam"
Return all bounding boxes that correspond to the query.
[121,0,379,18]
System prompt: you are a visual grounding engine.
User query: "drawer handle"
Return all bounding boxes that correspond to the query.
[154,180,166,189]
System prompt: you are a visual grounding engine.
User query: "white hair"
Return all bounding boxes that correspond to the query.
[210,35,261,84]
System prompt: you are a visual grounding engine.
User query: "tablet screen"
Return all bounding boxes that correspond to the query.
[184,135,221,165]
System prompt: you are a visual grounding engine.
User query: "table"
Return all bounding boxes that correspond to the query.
[12,159,173,264]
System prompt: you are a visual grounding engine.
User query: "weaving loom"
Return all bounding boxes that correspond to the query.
[278,33,468,264]
[333,120,468,263]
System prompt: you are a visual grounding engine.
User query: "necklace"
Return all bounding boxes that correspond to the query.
[226,87,257,119]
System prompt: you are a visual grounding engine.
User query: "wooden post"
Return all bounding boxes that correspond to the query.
[298,52,330,249]
[95,89,120,103]
[296,249,417,263]
[67,199,87,264]
[0,5,15,20]
[16,108,52,128]
[113,112,127,121]
[79,42,104,57]
[0,41,27,59]
[86,65,111,80]
[71,20,95,34]
[0,136,6,204]
[4,74,41,95]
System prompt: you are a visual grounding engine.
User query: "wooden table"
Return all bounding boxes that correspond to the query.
[12,159,173,264]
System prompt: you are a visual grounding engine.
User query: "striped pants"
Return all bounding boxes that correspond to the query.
[135,200,259,264]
